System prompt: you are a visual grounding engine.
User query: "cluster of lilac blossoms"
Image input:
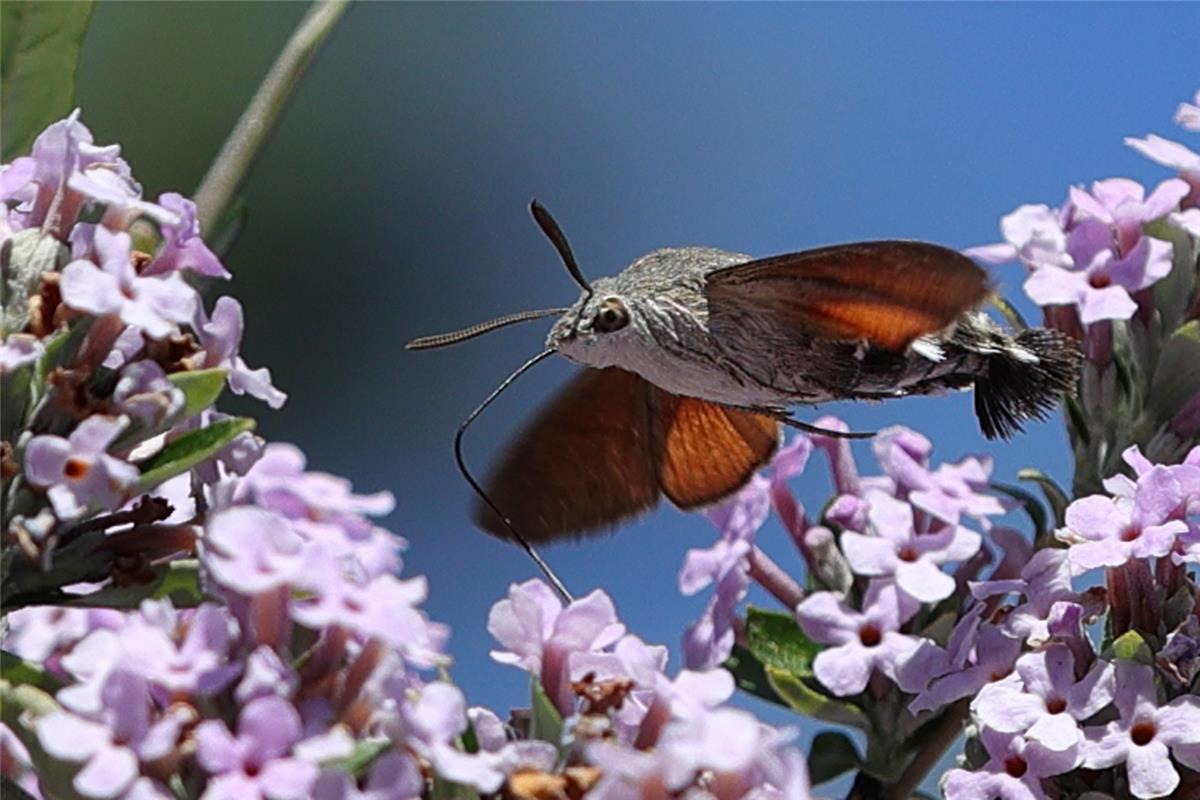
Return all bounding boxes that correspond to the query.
[0,113,472,800]
[660,90,1199,799]
[967,88,1200,493]
[1,114,818,800]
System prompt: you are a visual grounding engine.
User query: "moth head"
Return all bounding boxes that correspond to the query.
[549,282,639,367]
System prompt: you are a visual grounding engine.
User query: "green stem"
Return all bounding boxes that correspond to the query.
[882,700,969,800]
[192,0,350,237]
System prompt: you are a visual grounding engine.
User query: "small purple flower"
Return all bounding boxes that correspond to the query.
[118,602,237,697]
[808,415,862,496]
[972,646,1114,752]
[680,475,770,669]
[588,709,807,800]
[971,548,1095,644]
[194,695,319,800]
[571,634,733,746]
[235,645,300,704]
[24,415,138,519]
[194,297,286,408]
[900,617,1023,714]
[1058,467,1189,571]
[942,727,1080,800]
[965,204,1072,270]
[795,582,920,696]
[143,193,230,278]
[113,360,185,427]
[399,682,504,793]
[235,442,393,520]
[202,507,307,595]
[0,606,123,669]
[312,751,423,800]
[969,179,1181,324]
[292,564,448,669]
[840,492,981,602]
[1125,135,1200,205]
[60,227,198,339]
[0,333,43,372]
[767,433,814,537]
[1080,662,1200,799]
[1,111,130,233]
[1023,233,1173,324]
[38,670,191,799]
[488,580,624,715]
[1068,177,1189,255]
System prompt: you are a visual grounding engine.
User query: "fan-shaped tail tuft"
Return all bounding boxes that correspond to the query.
[974,328,1082,439]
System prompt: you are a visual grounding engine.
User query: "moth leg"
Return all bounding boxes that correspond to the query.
[772,412,876,440]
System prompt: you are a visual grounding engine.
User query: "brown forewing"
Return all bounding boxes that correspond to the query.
[650,389,780,509]
[704,241,990,351]
[474,366,661,542]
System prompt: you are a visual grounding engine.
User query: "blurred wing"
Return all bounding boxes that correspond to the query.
[705,241,989,351]
[651,389,780,509]
[474,367,661,542]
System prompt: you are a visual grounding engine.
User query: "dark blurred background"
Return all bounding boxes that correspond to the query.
[76,0,1196,781]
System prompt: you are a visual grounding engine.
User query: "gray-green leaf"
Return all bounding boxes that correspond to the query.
[745,605,820,675]
[530,674,564,747]
[136,416,255,491]
[1148,321,1200,424]
[807,730,862,785]
[1,1,95,161]
[167,368,229,420]
[60,559,206,609]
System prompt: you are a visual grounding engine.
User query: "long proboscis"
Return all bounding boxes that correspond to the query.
[405,308,567,351]
[454,348,574,603]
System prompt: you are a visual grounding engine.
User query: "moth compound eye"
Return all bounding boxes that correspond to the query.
[593,298,629,333]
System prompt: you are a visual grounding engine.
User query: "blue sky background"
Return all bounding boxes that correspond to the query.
[77,2,1197,791]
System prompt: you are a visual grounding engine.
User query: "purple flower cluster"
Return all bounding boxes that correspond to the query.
[487,579,814,799]
[681,420,999,677]
[968,88,1200,492]
[1,115,478,800]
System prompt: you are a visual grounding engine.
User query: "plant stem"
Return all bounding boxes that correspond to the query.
[883,700,969,800]
[192,0,350,237]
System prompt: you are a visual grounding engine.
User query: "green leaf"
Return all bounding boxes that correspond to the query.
[530,674,564,746]
[765,666,870,731]
[807,730,861,785]
[136,416,255,491]
[745,606,821,675]
[167,368,228,419]
[724,643,785,707]
[1111,630,1153,663]
[991,483,1048,538]
[1,649,62,694]
[60,560,206,609]
[1148,321,1200,424]
[1017,468,1070,527]
[1,1,95,161]
[33,319,90,397]
[337,738,391,775]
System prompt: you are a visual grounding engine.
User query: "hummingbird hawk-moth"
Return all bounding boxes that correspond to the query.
[409,201,1081,547]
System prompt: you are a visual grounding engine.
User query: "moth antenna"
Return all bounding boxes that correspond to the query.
[530,199,594,303]
[779,416,876,439]
[454,348,575,603]
[406,307,568,350]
